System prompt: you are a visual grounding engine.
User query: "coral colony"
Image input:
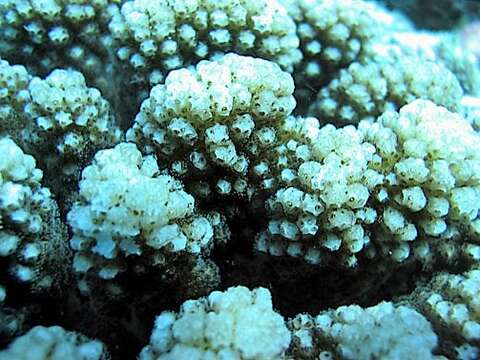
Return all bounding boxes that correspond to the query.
[0,0,480,359]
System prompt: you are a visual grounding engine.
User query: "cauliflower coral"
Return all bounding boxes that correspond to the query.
[139,286,291,360]
[0,0,479,359]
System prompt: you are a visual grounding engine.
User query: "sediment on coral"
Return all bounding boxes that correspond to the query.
[109,0,301,119]
[126,53,297,209]
[288,301,439,359]
[0,0,122,108]
[0,61,123,211]
[0,137,71,300]
[403,266,480,358]
[67,142,220,297]
[281,0,381,110]
[308,55,463,126]
[256,100,480,272]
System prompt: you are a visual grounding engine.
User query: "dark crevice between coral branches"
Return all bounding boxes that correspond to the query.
[209,201,442,317]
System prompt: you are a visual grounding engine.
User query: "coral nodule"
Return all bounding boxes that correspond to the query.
[0,0,479,359]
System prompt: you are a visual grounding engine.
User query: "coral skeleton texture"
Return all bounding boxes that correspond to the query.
[0,0,479,359]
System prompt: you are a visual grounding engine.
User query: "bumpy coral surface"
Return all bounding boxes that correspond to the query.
[127,53,296,204]
[68,142,215,281]
[407,266,480,357]
[0,325,108,360]
[0,0,479,359]
[281,0,381,106]
[256,120,377,267]
[24,69,121,159]
[0,59,31,128]
[361,100,480,266]
[435,35,480,96]
[139,286,291,360]
[289,301,439,359]
[0,0,119,90]
[0,137,69,299]
[110,0,301,111]
[310,55,463,126]
[257,99,480,268]
[0,59,122,207]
